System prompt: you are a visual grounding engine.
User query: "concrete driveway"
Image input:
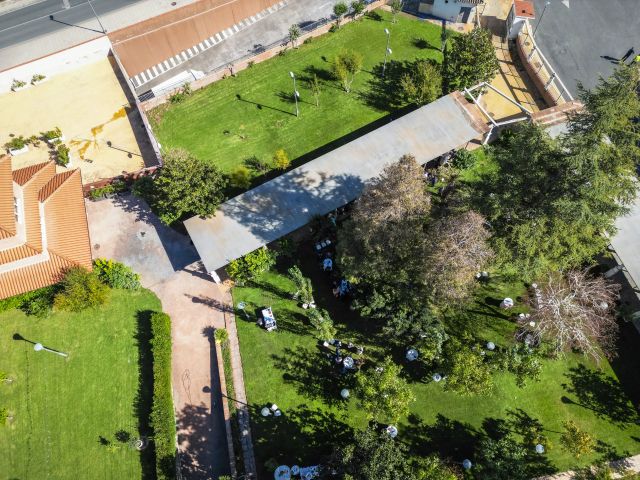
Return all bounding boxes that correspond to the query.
[85,193,230,479]
[531,0,640,96]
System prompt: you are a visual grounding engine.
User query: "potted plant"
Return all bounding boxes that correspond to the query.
[5,136,28,156]
[56,144,71,167]
[31,74,46,85]
[11,79,27,92]
[42,127,64,145]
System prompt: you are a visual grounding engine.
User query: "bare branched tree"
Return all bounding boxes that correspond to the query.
[520,270,620,363]
[424,210,494,303]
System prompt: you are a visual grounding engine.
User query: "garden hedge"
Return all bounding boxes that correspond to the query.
[150,311,176,480]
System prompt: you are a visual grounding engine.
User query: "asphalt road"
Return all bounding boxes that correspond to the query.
[0,0,143,49]
[531,0,640,97]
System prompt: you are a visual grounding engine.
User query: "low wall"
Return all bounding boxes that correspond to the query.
[515,33,558,106]
[140,0,386,111]
[0,36,111,92]
[83,165,160,195]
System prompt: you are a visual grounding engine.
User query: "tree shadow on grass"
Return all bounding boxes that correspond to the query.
[412,37,441,51]
[251,403,353,476]
[271,346,354,407]
[562,364,639,428]
[402,413,481,460]
[134,310,156,480]
[358,60,410,112]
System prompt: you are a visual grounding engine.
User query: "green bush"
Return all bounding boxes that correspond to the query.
[5,136,26,150]
[452,149,476,170]
[132,175,155,200]
[214,328,229,344]
[169,83,192,104]
[229,165,252,189]
[93,258,141,290]
[88,180,127,200]
[226,247,277,283]
[53,267,109,312]
[149,312,176,480]
[41,127,62,140]
[0,286,55,316]
[56,144,70,167]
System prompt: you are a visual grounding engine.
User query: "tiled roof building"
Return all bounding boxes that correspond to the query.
[0,155,92,299]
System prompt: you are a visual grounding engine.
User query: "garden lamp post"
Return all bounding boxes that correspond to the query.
[289,71,299,117]
[237,302,249,319]
[462,459,472,470]
[33,342,68,358]
[533,1,551,38]
[382,28,391,77]
[535,444,545,454]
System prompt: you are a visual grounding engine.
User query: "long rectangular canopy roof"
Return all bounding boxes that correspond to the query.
[185,93,486,273]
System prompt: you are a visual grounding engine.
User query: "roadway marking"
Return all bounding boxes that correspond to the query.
[129,0,290,90]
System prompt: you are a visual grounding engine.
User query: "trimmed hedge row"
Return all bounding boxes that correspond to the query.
[150,312,176,480]
[0,286,56,316]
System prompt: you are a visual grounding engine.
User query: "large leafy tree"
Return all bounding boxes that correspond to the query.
[338,154,431,317]
[443,27,499,92]
[444,340,493,396]
[355,357,415,423]
[475,434,528,480]
[325,427,414,480]
[151,148,226,225]
[400,59,442,106]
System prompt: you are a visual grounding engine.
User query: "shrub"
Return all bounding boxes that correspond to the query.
[226,246,277,283]
[214,328,229,344]
[229,165,252,189]
[88,181,127,200]
[31,74,46,84]
[56,144,70,167]
[272,148,290,170]
[329,23,338,33]
[288,265,314,305]
[53,266,109,312]
[244,155,270,173]
[21,292,54,318]
[169,83,192,103]
[132,175,155,199]
[11,79,26,90]
[452,149,476,170]
[303,37,313,45]
[149,312,176,480]
[5,136,26,150]
[307,308,337,341]
[93,258,141,290]
[0,286,56,316]
[41,127,62,140]
[248,60,255,68]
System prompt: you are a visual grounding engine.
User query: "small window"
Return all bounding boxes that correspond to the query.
[13,196,20,224]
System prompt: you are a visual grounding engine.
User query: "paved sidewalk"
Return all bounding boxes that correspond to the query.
[0,0,199,71]
[222,285,258,477]
[85,195,231,478]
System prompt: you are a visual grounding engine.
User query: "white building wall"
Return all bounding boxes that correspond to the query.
[0,36,112,92]
[419,0,478,23]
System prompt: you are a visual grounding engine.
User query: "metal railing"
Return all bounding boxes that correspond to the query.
[518,19,573,104]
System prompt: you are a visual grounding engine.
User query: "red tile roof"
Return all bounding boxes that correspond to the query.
[0,155,92,300]
[514,0,535,19]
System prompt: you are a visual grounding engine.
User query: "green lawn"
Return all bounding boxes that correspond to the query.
[151,10,444,178]
[233,249,640,477]
[0,289,163,479]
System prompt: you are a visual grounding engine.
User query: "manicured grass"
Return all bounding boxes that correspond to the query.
[233,250,640,477]
[0,289,163,479]
[151,10,444,177]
